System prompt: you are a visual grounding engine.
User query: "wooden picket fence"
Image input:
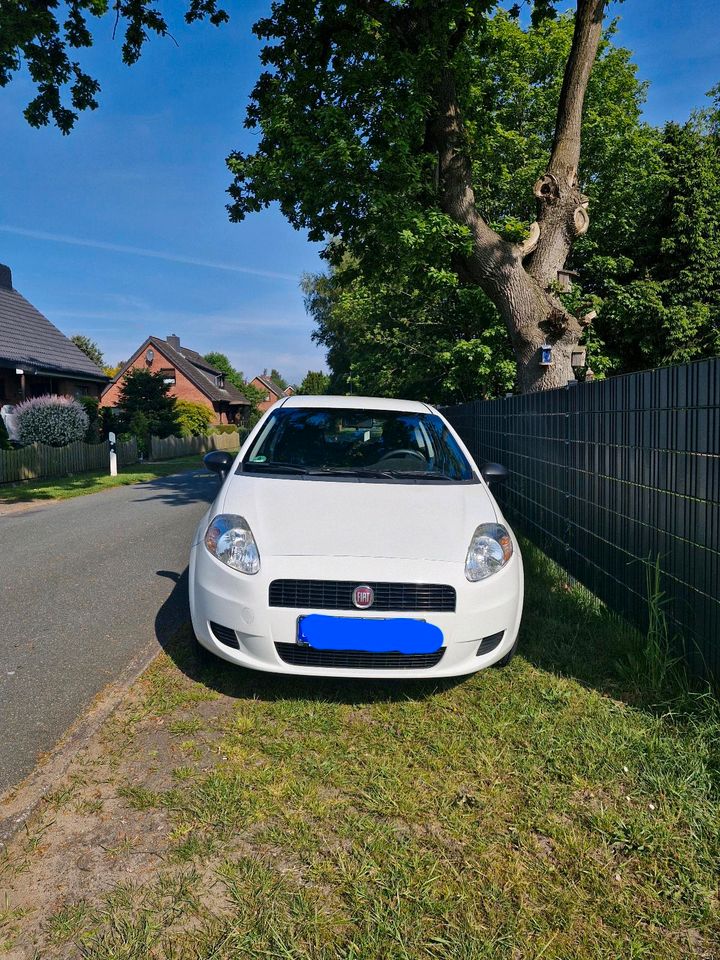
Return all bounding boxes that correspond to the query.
[0,430,240,484]
[149,431,241,461]
[0,437,138,485]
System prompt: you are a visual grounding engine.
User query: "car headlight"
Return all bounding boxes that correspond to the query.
[204,514,260,575]
[465,523,513,581]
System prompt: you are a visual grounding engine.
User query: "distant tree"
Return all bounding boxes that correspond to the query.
[297,370,331,395]
[203,352,266,424]
[266,368,288,391]
[2,0,228,133]
[104,362,125,378]
[116,369,178,442]
[204,352,246,391]
[71,335,104,369]
[78,395,102,442]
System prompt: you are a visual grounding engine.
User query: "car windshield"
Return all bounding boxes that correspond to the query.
[241,408,474,482]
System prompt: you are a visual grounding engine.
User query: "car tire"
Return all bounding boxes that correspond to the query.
[492,637,519,669]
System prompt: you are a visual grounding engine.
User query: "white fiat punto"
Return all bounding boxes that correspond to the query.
[189,396,523,678]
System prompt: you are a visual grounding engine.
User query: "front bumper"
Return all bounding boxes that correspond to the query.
[189,546,524,679]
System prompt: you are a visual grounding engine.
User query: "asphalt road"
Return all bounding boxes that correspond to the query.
[0,468,216,796]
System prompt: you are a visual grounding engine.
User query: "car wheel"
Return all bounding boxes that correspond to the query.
[493,637,519,669]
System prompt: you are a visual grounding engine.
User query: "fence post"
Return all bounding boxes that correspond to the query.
[564,383,572,560]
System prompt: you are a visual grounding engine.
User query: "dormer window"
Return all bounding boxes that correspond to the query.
[217,374,225,388]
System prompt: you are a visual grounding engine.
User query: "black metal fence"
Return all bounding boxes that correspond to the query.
[443,357,720,680]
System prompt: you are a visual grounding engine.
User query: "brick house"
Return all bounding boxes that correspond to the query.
[250,374,295,413]
[101,335,250,424]
[0,263,107,405]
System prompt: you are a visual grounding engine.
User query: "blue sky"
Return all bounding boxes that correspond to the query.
[1,0,718,385]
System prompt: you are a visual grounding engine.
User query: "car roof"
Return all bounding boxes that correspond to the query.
[280,395,433,413]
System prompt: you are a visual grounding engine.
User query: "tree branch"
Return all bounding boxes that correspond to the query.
[526,0,606,286]
[548,0,606,186]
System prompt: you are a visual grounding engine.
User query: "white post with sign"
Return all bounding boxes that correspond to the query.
[108,431,118,477]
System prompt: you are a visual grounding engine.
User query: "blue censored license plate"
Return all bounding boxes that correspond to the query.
[297,614,443,655]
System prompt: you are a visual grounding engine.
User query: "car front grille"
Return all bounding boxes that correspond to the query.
[274,643,446,670]
[268,580,456,612]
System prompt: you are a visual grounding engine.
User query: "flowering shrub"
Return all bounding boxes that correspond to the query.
[15,394,89,447]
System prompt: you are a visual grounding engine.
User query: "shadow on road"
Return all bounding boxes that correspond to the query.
[131,468,218,509]
[153,567,466,707]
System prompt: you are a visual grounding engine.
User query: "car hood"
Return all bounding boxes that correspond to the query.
[220,475,497,561]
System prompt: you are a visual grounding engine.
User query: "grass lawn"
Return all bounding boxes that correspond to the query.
[1,543,718,958]
[0,456,219,504]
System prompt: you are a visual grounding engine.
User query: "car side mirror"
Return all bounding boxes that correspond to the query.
[480,461,509,486]
[204,450,233,482]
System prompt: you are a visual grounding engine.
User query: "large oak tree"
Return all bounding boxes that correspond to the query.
[228,0,614,392]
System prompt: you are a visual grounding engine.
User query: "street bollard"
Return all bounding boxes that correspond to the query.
[109,431,118,477]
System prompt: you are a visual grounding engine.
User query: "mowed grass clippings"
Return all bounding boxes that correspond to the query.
[1,543,719,959]
[0,455,217,504]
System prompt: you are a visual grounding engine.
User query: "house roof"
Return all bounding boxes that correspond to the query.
[253,374,287,398]
[0,268,107,382]
[104,336,250,406]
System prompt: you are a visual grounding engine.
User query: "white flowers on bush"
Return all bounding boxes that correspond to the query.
[15,394,89,447]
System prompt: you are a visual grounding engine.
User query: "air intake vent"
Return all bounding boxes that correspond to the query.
[275,643,445,670]
[476,631,504,656]
[210,622,239,649]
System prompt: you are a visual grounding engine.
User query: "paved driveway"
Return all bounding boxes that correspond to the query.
[0,468,216,795]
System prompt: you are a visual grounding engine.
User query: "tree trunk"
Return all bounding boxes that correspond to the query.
[432,0,606,393]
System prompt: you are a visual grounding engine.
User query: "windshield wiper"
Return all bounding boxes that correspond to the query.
[385,470,456,481]
[242,461,309,474]
[307,467,395,479]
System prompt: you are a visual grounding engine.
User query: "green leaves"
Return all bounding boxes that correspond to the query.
[304,262,515,403]
[2,0,228,132]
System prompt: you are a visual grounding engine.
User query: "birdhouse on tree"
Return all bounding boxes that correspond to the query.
[556,268,579,292]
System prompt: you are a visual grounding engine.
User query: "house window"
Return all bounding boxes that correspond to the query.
[265,392,270,401]
[216,374,225,388]
[159,367,176,385]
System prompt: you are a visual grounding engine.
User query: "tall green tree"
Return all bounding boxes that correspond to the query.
[228,0,620,392]
[2,0,228,132]
[203,352,267,422]
[296,369,331,396]
[266,368,288,390]
[116,369,178,440]
[203,352,246,391]
[71,334,104,369]
[587,106,720,373]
